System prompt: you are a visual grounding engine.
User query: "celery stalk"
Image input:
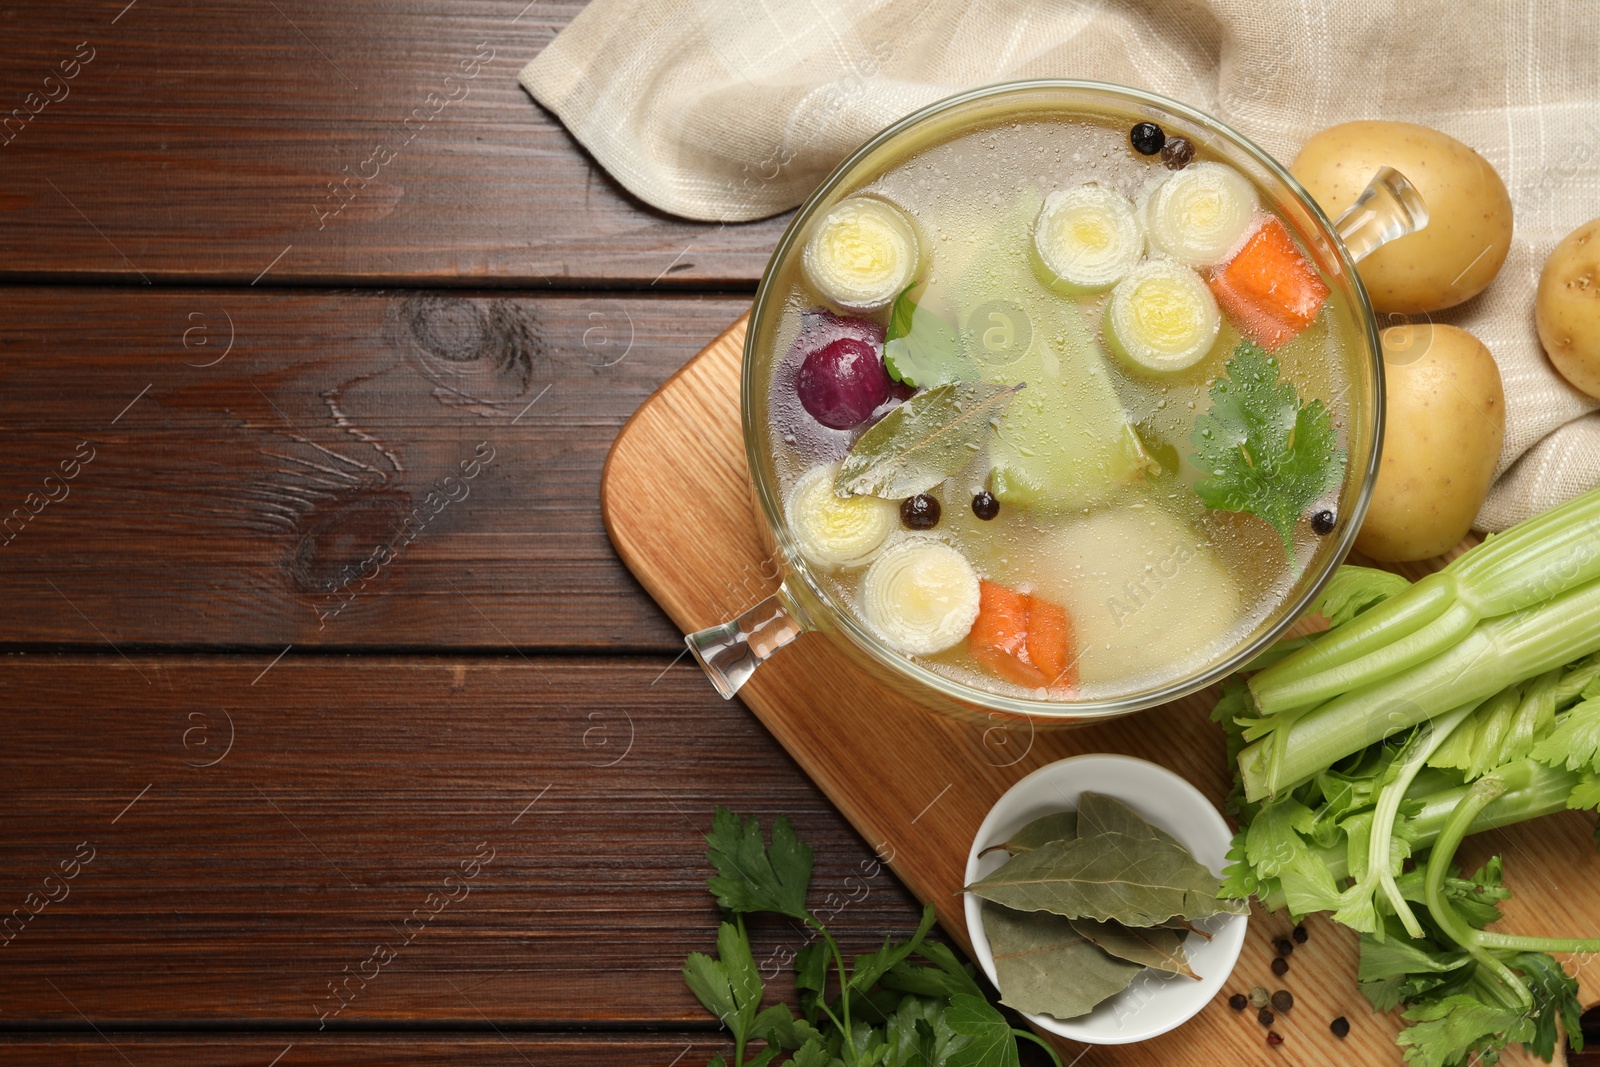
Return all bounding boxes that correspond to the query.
[1343,704,1474,938]
[1423,777,1534,1004]
[1261,758,1580,911]
[1240,573,1600,800]
[1423,774,1600,1001]
[1250,572,1457,706]
[1250,487,1600,717]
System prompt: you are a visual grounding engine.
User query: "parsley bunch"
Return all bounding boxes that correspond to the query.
[683,808,1062,1067]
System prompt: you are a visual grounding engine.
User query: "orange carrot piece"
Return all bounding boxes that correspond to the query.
[972,580,1030,659]
[1025,597,1077,690]
[1207,217,1330,351]
[969,580,1077,694]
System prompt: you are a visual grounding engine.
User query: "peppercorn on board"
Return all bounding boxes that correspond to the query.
[602,315,1600,1066]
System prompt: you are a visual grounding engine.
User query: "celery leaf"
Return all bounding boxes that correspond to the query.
[1568,773,1600,811]
[1529,696,1600,774]
[1243,797,1344,916]
[1316,565,1412,628]
[1397,994,1534,1067]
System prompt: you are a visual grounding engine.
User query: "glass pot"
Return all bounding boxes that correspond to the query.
[687,80,1425,725]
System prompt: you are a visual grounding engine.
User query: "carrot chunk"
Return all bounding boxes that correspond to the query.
[1025,597,1075,687]
[1207,217,1330,351]
[969,580,1077,694]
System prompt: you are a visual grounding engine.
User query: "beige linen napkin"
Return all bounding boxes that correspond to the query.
[522,0,1600,532]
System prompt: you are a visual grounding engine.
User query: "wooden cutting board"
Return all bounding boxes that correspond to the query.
[602,314,1599,1066]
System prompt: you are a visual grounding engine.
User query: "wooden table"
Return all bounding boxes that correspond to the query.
[2,5,1594,1065]
[0,4,935,1063]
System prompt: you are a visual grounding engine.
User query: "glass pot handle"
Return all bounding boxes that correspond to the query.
[1333,166,1429,263]
[685,581,811,699]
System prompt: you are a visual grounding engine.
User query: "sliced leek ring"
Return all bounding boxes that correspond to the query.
[1032,185,1144,293]
[802,196,921,312]
[785,462,897,568]
[1142,162,1259,267]
[1104,257,1221,376]
[859,537,980,656]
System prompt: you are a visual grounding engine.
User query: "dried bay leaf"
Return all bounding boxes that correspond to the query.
[1068,917,1199,979]
[982,903,1140,1019]
[977,811,1078,858]
[1076,792,1185,850]
[836,381,1022,499]
[1156,917,1214,941]
[965,829,1231,926]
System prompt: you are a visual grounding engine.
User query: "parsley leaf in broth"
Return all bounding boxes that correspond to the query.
[883,284,972,389]
[1190,341,1346,553]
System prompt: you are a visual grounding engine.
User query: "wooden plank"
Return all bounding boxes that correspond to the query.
[0,654,936,1023]
[0,1,786,286]
[0,1034,728,1066]
[601,317,1600,1066]
[0,288,751,649]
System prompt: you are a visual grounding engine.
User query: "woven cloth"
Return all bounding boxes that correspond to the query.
[521,0,1600,530]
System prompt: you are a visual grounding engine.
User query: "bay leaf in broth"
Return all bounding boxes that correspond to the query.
[835,381,1021,499]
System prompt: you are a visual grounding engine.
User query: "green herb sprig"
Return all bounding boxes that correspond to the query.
[882,285,968,390]
[1190,341,1346,553]
[682,808,1063,1067]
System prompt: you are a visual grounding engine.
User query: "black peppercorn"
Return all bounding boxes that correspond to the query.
[1271,956,1290,976]
[1271,989,1293,1013]
[1130,121,1165,155]
[1229,993,1248,1011]
[1258,1007,1275,1026]
[971,491,999,521]
[1161,136,1195,169]
[1274,937,1294,957]
[1292,924,1308,943]
[1311,509,1337,535]
[1331,1015,1351,1038]
[901,494,941,530]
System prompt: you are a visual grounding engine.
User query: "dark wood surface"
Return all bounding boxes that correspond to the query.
[0,656,930,1026]
[0,1034,728,1066]
[0,2,786,287]
[0,289,749,649]
[0,3,919,1064]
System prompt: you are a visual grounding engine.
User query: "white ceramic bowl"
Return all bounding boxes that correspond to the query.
[963,754,1248,1044]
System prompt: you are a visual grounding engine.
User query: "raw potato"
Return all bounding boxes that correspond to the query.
[1291,122,1512,314]
[1536,217,1600,399]
[1356,324,1504,562]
